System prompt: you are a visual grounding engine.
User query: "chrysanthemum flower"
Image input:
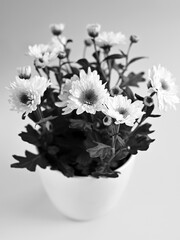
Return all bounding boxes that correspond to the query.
[96,31,126,49]
[148,65,179,110]
[28,44,59,67]
[8,76,50,115]
[55,75,78,108]
[50,23,65,36]
[61,68,109,115]
[17,66,31,79]
[104,95,144,126]
[86,24,101,38]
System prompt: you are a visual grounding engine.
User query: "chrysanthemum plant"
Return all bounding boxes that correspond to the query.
[8,23,179,178]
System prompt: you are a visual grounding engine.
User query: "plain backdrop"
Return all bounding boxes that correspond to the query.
[0,0,180,239]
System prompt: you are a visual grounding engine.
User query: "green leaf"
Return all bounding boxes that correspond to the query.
[69,119,92,131]
[123,86,135,101]
[121,72,145,88]
[149,114,161,118]
[135,123,154,135]
[135,93,144,101]
[87,142,112,160]
[128,135,155,154]
[36,116,57,125]
[19,125,40,146]
[127,56,147,67]
[103,54,125,62]
[11,151,49,171]
[77,58,90,70]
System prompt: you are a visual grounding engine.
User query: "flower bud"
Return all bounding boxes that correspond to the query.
[50,23,65,36]
[103,116,112,126]
[130,35,139,43]
[86,24,101,38]
[110,86,123,96]
[143,96,154,107]
[84,38,93,47]
[17,66,31,79]
[58,51,66,59]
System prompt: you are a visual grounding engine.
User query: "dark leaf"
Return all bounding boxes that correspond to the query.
[127,56,147,67]
[77,58,90,70]
[135,123,155,135]
[121,72,145,88]
[149,114,161,118]
[69,119,92,131]
[135,93,144,101]
[87,142,112,160]
[123,86,135,101]
[103,54,125,62]
[19,125,40,146]
[11,151,49,171]
[36,116,57,125]
[92,50,100,62]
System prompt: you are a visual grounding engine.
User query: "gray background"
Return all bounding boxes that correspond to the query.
[1,0,180,239]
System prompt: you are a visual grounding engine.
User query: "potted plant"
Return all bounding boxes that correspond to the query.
[7,23,179,220]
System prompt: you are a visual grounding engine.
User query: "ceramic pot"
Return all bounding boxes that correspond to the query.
[38,155,135,221]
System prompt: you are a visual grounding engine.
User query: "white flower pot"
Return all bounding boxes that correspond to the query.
[38,155,136,221]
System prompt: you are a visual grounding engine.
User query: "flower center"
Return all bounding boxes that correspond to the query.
[118,108,129,118]
[19,93,32,105]
[81,89,98,106]
[160,79,169,90]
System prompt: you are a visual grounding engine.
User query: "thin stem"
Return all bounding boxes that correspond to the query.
[92,38,107,83]
[83,45,86,59]
[34,62,42,77]
[115,42,133,87]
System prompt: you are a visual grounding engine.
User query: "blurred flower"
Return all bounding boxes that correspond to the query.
[28,44,59,67]
[96,31,126,49]
[8,76,50,115]
[55,76,78,108]
[110,86,123,96]
[148,65,179,110]
[130,35,139,43]
[104,95,144,126]
[50,23,65,36]
[87,24,101,38]
[61,68,109,115]
[17,66,31,79]
[84,38,93,47]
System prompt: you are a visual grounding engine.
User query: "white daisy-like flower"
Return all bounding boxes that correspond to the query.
[148,65,179,110]
[104,95,144,126]
[8,76,50,115]
[28,44,59,67]
[55,75,78,108]
[61,68,109,115]
[50,23,65,36]
[96,31,126,49]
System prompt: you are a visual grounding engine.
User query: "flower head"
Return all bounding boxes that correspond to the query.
[50,23,65,36]
[104,95,144,126]
[130,35,139,43]
[28,44,59,67]
[61,68,109,115]
[8,76,50,115]
[96,31,126,49]
[86,24,101,38]
[148,65,179,110]
[17,66,31,79]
